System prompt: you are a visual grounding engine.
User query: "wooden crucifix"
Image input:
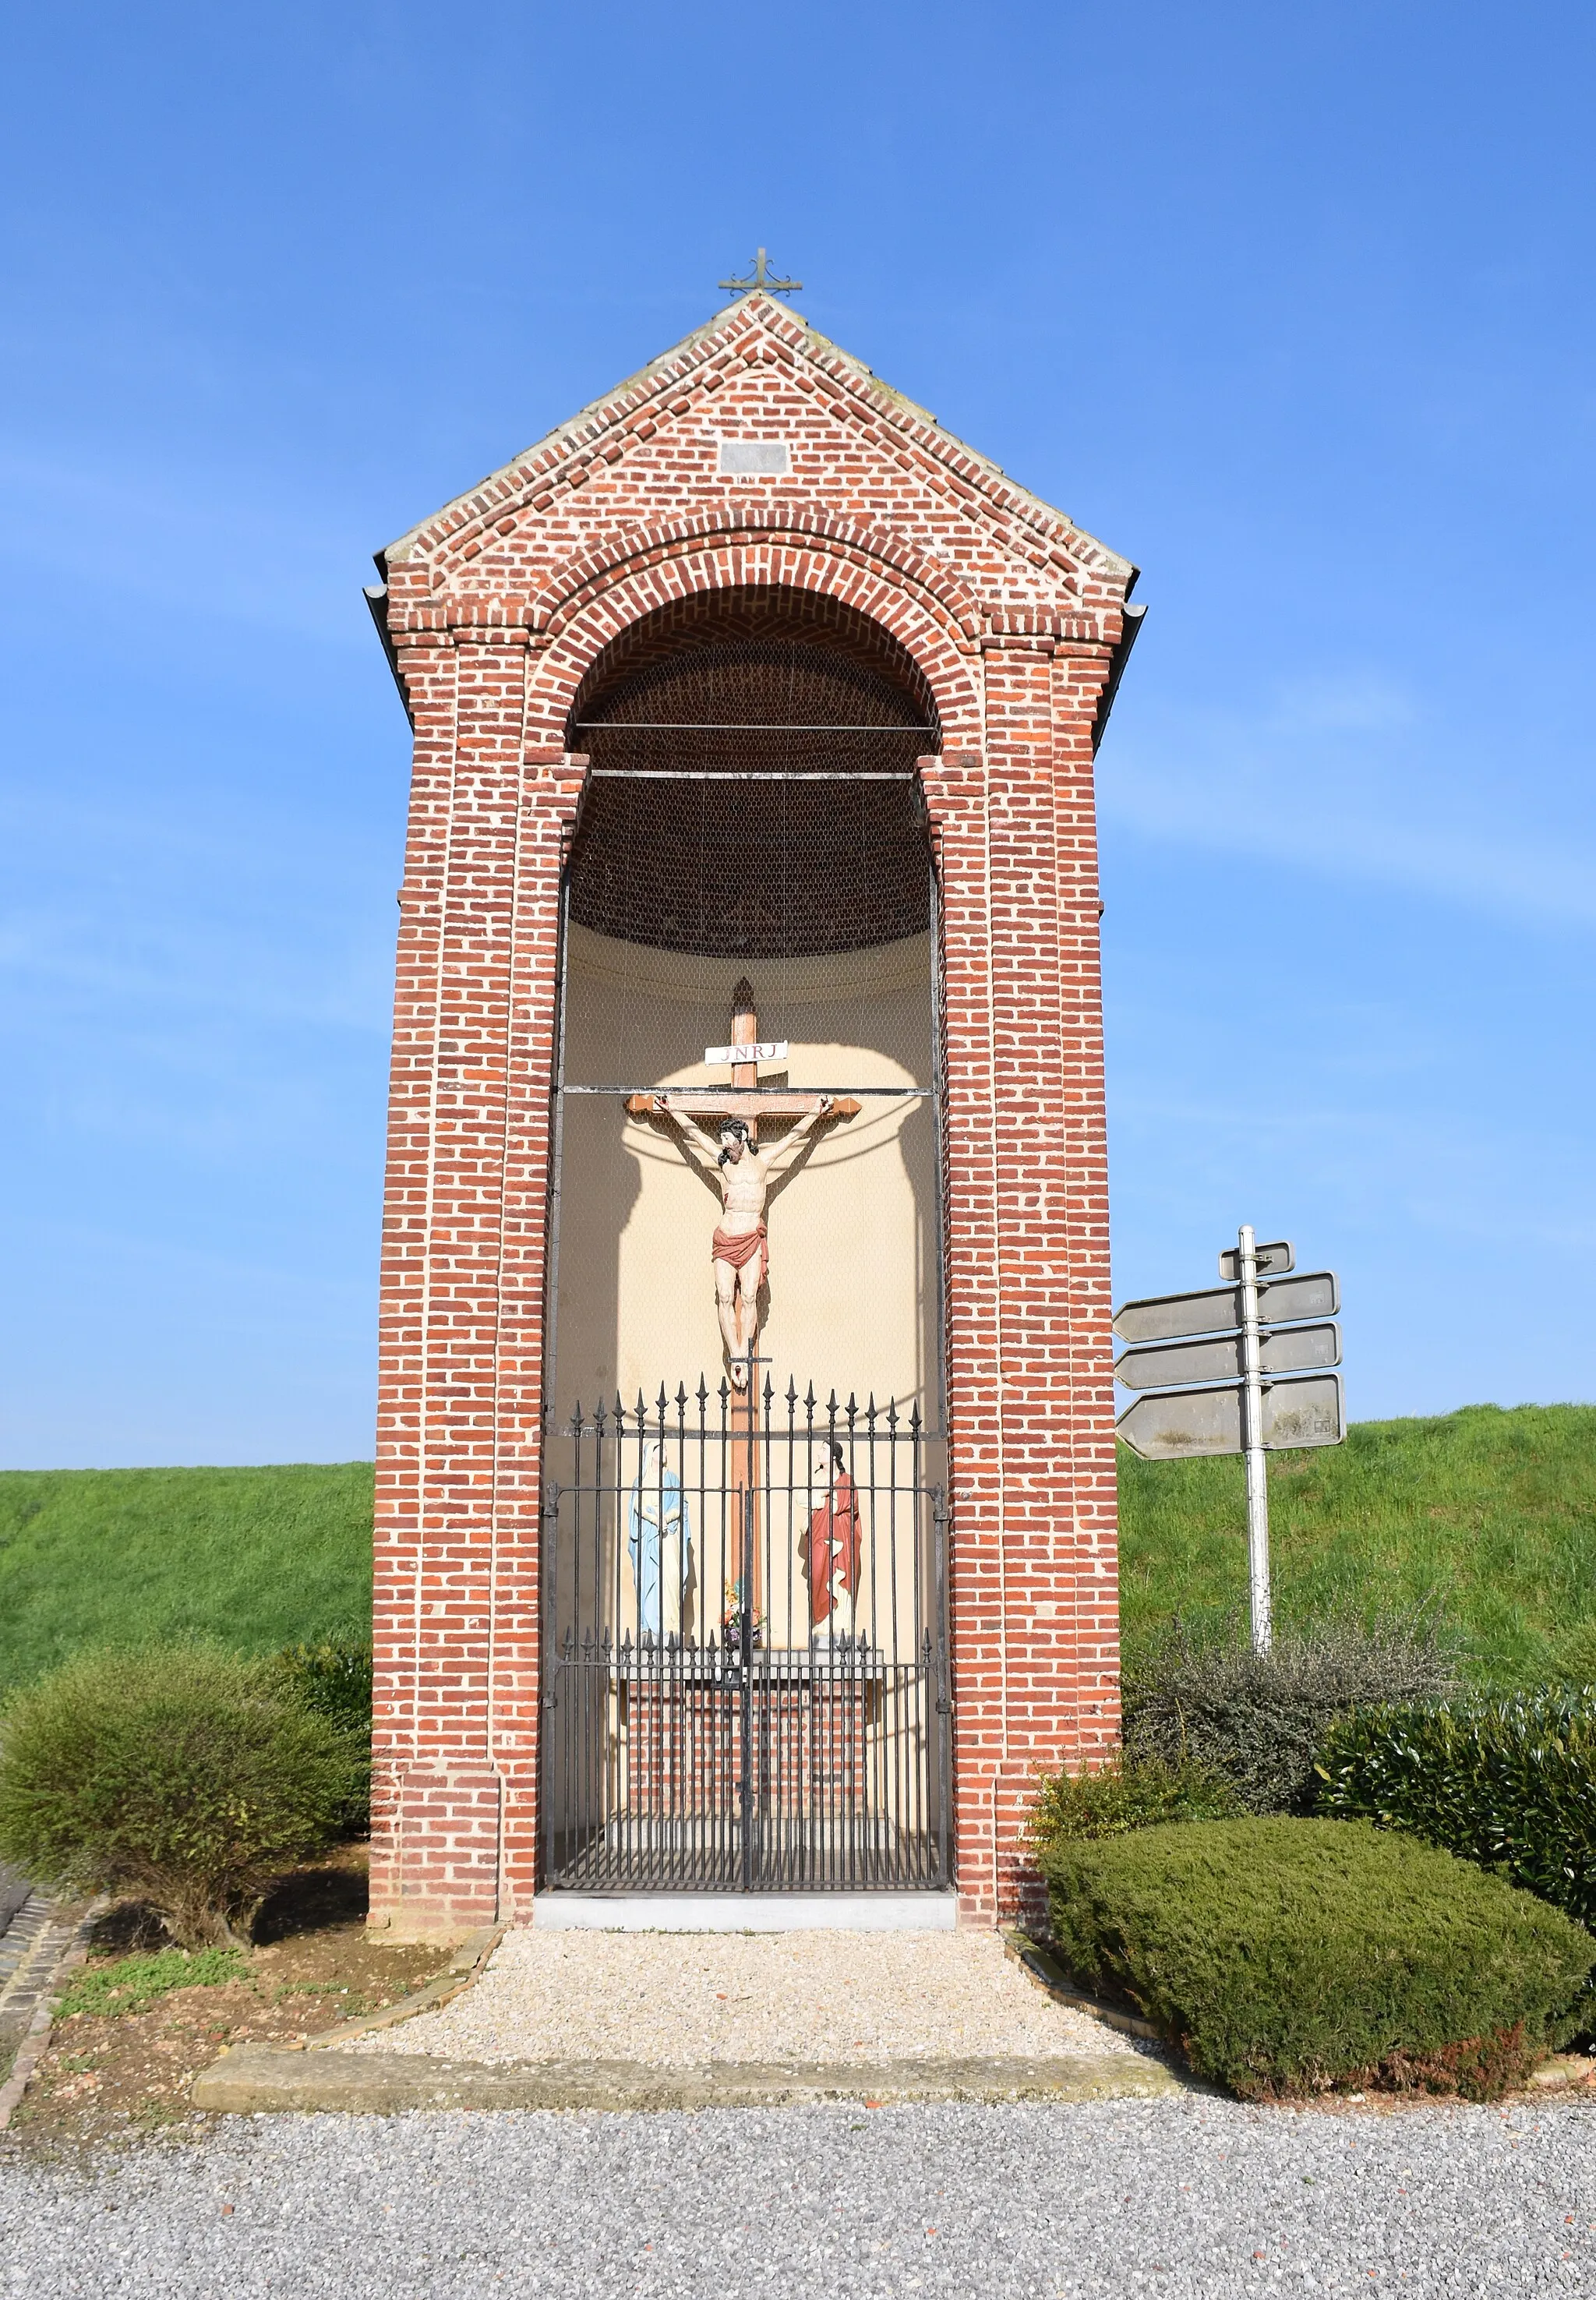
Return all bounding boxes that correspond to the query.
[627,980,857,1640]
[626,978,858,1390]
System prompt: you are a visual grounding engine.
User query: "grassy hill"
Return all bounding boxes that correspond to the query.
[1,1403,1592,1691]
[0,1463,373,1691]
[1119,1401,1596,1683]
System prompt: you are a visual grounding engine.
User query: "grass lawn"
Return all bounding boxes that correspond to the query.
[1119,1401,1596,1684]
[0,1463,373,1691]
[2,1402,1592,1692]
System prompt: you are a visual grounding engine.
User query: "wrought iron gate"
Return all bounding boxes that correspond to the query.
[541,1378,949,1892]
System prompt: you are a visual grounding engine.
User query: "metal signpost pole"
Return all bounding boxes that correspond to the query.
[1238,1224,1273,1654]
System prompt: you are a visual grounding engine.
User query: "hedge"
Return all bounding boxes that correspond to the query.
[1314,1691,1596,1929]
[274,1634,373,1741]
[274,1634,373,1832]
[1039,1817,1594,2099]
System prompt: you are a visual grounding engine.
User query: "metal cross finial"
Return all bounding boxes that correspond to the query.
[719,247,802,297]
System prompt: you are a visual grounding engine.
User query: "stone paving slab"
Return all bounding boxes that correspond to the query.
[191,2042,1184,2114]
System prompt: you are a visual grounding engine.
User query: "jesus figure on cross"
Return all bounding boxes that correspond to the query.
[647,1095,836,1387]
[626,978,858,1390]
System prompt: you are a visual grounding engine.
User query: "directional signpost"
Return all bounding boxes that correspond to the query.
[1113,1228,1345,1653]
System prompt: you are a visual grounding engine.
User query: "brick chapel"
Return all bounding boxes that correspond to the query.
[365,283,1143,1935]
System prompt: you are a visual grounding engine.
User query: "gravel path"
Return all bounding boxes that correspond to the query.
[349,1926,1134,2065]
[3,2095,1594,2295]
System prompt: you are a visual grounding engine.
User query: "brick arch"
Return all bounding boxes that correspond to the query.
[524,532,984,751]
[528,504,989,645]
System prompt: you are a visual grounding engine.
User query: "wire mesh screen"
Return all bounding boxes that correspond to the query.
[569,757,930,959]
[562,586,939,1088]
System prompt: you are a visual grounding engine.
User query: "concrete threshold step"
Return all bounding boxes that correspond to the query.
[532,1892,958,1931]
[192,2045,1183,2115]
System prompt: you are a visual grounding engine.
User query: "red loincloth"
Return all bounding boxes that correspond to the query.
[803,1472,861,1627]
[711,1222,768,1288]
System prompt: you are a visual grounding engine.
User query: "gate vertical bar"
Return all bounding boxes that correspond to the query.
[739,1485,754,1892]
[933,1485,951,1884]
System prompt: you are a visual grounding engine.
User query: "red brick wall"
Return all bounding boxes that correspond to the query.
[369,291,1132,1933]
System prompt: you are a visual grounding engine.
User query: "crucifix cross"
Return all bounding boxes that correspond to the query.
[627,977,856,1629]
[718,248,803,297]
[623,978,860,1139]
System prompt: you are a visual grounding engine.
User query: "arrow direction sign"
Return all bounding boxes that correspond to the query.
[1113,1284,1241,1345]
[1259,1270,1339,1326]
[1115,1320,1340,1393]
[1116,1381,1240,1458]
[1219,1238,1294,1281]
[1116,1371,1346,1461]
[1112,1270,1339,1346]
[1259,1373,1345,1450]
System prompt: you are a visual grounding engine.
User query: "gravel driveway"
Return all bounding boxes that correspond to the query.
[3,2094,1594,2296]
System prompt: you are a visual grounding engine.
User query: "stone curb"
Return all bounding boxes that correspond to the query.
[1527,2051,1596,2091]
[0,1901,104,2133]
[297,1925,505,2052]
[0,1895,55,1998]
[1000,1927,1163,2042]
[191,2044,1185,2115]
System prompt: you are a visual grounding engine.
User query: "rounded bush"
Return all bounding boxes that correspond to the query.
[1040,1816,1595,2100]
[0,1646,362,1948]
[272,1633,373,1832]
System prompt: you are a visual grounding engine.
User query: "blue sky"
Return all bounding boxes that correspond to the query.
[2,2,1592,1466]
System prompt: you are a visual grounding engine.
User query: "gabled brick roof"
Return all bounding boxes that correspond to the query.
[378,291,1134,592]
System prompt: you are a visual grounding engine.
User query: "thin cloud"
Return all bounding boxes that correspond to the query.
[1102,676,1596,930]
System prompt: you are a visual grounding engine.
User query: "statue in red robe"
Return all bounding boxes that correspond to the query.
[800,1443,860,1629]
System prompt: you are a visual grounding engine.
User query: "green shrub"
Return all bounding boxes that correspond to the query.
[274,1634,373,1832]
[56,1947,245,2019]
[1315,1691,1596,1929]
[0,1647,362,1948]
[1031,1754,1237,1846]
[274,1634,373,1739]
[1124,1617,1457,1813]
[1038,1817,1594,2100]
